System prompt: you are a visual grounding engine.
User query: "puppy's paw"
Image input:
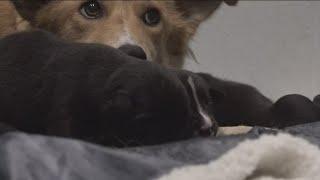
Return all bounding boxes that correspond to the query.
[273,94,320,128]
[313,95,320,107]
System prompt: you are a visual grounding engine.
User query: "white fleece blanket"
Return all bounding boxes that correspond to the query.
[158,134,320,180]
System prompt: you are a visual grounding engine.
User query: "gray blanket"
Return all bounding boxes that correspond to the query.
[0,122,319,180]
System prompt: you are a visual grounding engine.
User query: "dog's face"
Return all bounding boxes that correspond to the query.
[12,0,237,68]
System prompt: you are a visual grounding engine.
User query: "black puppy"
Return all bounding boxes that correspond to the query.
[0,30,318,148]
[198,73,320,128]
[0,30,218,147]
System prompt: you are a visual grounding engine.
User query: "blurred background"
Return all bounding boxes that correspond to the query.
[185,1,319,100]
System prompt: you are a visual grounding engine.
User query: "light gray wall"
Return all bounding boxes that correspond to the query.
[185,1,320,100]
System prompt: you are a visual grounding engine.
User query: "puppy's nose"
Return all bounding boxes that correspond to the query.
[198,126,215,137]
[194,117,218,137]
[118,44,147,60]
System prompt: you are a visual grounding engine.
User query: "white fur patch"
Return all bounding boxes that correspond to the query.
[187,77,213,129]
[158,134,320,180]
[113,26,137,48]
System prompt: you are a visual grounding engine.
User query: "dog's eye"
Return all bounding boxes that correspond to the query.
[142,8,161,26]
[80,0,103,19]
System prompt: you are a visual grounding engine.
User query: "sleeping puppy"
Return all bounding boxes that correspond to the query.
[197,73,320,128]
[0,30,219,147]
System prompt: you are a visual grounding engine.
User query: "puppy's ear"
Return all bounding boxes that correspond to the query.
[10,0,49,22]
[175,0,238,23]
[197,73,226,104]
[209,88,225,104]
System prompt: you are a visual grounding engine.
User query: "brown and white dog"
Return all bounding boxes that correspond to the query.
[0,0,237,68]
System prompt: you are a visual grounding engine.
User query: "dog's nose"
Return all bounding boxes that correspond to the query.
[118,44,147,60]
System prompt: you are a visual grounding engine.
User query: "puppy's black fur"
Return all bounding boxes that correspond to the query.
[198,73,320,128]
[171,70,222,136]
[0,30,219,146]
[0,30,319,147]
[314,95,320,108]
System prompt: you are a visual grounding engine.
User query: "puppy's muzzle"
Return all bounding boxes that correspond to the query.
[198,121,218,137]
[193,114,218,137]
[118,44,147,60]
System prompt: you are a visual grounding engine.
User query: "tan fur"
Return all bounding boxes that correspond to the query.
[0,0,235,68]
[0,1,29,37]
[32,1,198,67]
[0,1,18,37]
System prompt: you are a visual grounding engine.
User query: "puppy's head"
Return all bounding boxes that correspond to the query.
[175,70,225,137]
[93,62,194,146]
[12,0,237,67]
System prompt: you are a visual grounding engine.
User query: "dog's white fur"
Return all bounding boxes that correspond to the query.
[112,25,138,48]
[158,134,320,180]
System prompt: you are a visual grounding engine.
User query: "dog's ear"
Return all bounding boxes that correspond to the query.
[10,0,49,22]
[175,0,238,23]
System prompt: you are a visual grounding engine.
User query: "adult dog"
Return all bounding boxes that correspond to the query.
[0,0,237,67]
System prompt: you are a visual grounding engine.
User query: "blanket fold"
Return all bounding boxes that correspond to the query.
[158,134,320,180]
[0,122,320,180]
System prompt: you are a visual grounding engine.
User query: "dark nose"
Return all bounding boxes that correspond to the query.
[118,44,147,60]
[194,117,218,137]
[198,126,215,137]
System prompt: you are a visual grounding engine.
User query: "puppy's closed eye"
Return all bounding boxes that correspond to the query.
[103,90,133,114]
[133,113,153,121]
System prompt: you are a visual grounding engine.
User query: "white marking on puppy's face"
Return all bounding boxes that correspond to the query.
[187,77,213,129]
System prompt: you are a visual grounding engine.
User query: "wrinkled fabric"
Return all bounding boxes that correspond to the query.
[158,134,320,180]
[0,122,319,180]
